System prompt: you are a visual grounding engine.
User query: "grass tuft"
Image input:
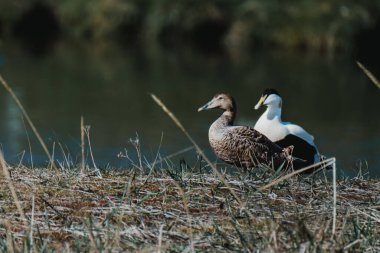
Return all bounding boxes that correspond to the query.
[0,165,378,251]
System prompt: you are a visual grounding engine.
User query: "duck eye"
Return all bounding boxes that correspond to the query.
[218,96,223,100]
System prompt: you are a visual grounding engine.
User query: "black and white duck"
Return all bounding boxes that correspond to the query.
[254,88,321,167]
[198,93,306,169]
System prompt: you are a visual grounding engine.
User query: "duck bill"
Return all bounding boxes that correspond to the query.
[197,101,212,112]
[254,95,267,110]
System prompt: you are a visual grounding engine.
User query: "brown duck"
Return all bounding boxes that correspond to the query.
[198,93,306,169]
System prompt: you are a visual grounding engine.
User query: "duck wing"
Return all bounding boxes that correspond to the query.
[283,122,315,146]
[219,126,289,168]
[227,126,283,152]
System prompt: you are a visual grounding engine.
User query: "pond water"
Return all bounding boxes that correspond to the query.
[0,41,379,177]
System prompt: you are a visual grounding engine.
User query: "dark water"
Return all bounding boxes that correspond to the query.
[0,41,379,177]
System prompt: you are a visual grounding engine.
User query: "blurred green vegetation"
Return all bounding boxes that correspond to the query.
[0,0,379,51]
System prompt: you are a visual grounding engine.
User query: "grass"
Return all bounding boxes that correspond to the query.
[0,161,379,252]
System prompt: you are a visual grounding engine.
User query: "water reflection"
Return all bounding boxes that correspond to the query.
[0,41,379,176]
[3,96,23,153]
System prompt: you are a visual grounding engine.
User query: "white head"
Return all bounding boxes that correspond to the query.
[254,88,282,110]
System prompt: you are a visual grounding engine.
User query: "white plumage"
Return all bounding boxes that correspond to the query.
[254,89,321,165]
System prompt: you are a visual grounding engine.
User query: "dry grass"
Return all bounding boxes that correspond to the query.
[0,162,379,252]
[357,62,380,90]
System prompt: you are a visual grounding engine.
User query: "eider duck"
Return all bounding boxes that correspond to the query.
[198,93,307,169]
[254,88,321,167]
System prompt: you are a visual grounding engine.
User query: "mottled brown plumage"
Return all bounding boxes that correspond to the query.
[198,93,299,169]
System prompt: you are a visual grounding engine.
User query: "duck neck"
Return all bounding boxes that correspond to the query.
[217,110,236,126]
[264,105,282,121]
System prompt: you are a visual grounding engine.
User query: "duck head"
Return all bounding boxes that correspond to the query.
[198,93,236,112]
[254,88,282,110]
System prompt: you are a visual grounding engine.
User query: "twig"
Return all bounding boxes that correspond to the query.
[41,197,67,220]
[141,133,165,186]
[357,61,380,89]
[158,224,164,253]
[21,116,34,168]
[332,159,337,236]
[0,152,28,226]
[343,239,363,251]
[81,116,86,174]
[84,126,102,178]
[30,195,35,253]
[49,142,56,170]
[350,206,380,223]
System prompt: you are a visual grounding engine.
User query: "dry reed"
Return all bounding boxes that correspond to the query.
[357,61,380,90]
